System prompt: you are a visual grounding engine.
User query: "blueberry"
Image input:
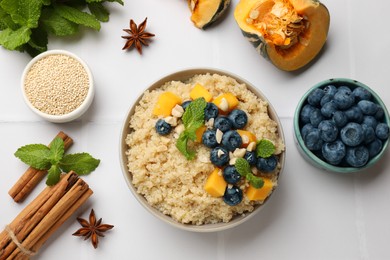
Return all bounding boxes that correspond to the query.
[340,122,364,147]
[323,85,338,96]
[318,120,338,142]
[214,116,232,132]
[244,151,257,166]
[228,109,248,129]
[357,100,378,115]
[338,86,352,93]
[202,130,218,148]
[374,105,385,120]
[308,88,325,107]
[361,124,376,144]
[204,102,219,121]
[367,138,383,158]
[353,86,372,101]
[223,166,241,184]
[345,146,369,167]
[304,128,323,151]
[221,130,242,151]
[181,100,192,111]
[210,147,229,167]
[155,119,172,135]
[345,106,363,123]
[334,88,355,110]
[320,94,333,107]
[310,108,324,127]
[321,140,346,165]
[301,123,315,139]
[321,101,337,118]
[223,186,243,206]
[332,110,348,128]
[256,155,278,172]
[300,104,316,124]
[362,116,378,129]
[375,123,389,140]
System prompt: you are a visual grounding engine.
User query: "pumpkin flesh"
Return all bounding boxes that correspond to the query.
[235,0,330,71]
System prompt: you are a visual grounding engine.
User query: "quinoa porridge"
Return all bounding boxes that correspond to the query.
[125,73,285,225]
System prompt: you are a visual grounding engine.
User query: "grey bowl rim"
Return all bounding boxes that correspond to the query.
[293,78,390,173]
[119,67,286,232]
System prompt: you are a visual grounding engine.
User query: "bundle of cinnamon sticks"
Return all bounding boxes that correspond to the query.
[8,131,73,203]
[0,172,93,260]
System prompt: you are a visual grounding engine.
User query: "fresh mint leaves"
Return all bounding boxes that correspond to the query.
[176,97,207,160]
[235,158,264,189]
[256,139,275,158]
[0,0,123,56]
[15,137,100,186]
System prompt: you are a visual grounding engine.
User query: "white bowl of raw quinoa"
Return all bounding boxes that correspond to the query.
[21,49,94,123]
[120,68,286,232]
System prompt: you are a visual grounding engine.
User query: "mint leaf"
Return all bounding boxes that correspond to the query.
[182,98,207,129]
[107,0,124,5]
[0,7,19,30]
[256,139,275,158]
[14,143,51,170]
[235,158,264,189]
[49,137,64,164]
[55,4,100,30]
[0,0,43,28]
[0,27,31,50]
[235,158,251,176]
[176,98,207,160]
[59,153,100,175]
[176,132,195,160]
[41,8,79,36]
[26,26,48,56]
[88,3,109,22]
[46,164,61,186]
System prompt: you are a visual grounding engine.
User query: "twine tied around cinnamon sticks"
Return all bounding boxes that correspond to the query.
[0,172,93,260]
[8,131,73,203]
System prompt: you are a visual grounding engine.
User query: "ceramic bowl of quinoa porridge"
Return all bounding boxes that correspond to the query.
[21,50,94,123]
[120,68,286,232]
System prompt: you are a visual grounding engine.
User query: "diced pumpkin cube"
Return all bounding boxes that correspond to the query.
[204,168,227,197]
[195,125,206,143]
[245,178,274,201]
[237,130,256,147]
[190,83,213,102]
[153,92,182,116]
[212,93,239,113]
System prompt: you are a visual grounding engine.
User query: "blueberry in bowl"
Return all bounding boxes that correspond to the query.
[294,78,390,173]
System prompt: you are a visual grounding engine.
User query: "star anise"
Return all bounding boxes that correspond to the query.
[122,17,155,54]
[72,209,114,249]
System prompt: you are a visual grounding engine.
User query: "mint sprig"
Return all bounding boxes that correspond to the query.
[235,158,264,189]
[0,0,123,56]
[176,97,207,160]
[15,137,100,186]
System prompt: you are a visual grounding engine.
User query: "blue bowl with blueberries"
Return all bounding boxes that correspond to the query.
[294,78,389,173]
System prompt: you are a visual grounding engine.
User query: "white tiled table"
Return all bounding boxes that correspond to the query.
[1,1,389,259]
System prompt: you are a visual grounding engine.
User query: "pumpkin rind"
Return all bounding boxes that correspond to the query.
[188,0,231,29]
[234,0,330,71]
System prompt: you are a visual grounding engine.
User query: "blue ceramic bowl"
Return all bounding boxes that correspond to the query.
[294,78,389,173]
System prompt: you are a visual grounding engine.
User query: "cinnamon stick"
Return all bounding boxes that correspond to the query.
[8,131,73,203]
[0,172,92,260]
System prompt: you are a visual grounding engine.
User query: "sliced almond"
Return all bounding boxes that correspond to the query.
[247,142,256,152]
[206,118,215,129]
[233,148,246,158]
[216,129,223,144]
[219,98,229,112]
[229,157,237,165]
[217,149,225,158]
[174,124,185,134]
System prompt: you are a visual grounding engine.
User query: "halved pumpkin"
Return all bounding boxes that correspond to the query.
[188,0,231,29]
[234,0,330,71]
